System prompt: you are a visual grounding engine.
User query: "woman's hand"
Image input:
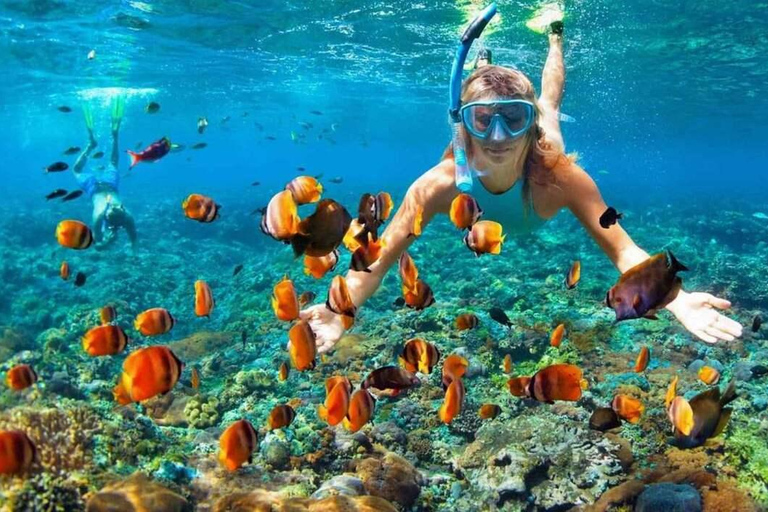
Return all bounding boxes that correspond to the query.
[666,291,743,344]
[299,304,346,354]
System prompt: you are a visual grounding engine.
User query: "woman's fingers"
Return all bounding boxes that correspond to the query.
[693,329,718,344]
[707,295,732,310]
[704,325,735,342]
[716,315,743,337]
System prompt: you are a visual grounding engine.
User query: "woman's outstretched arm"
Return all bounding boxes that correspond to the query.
[561,163,743,343]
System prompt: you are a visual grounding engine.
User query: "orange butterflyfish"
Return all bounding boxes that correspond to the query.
[403,279,435,311]
[357,192,394,240]
[698,366,721,385]
[326,275,357,318]
[288,320,317,371]
[278,361,290,381]
[611,394,644,424]
[667,396,694,436]
[463,220,504,256]
[194,279,215,317]
[350,232,385,273]
[398,252,419,293]
[60,261,70,280]
[271,276,300,322]
[182,193,220,223]
[450,193,483,230]
[134,307,175,336]
[0,430,36,475]
[298,291,317,307]
[318,378,351,426]
[100,305,117,325]
[191,367,200,391]
[665,375,679,410]
[260,190,300,242]
[634,346,650,373]
[441,354,469,389]
[304,250,339,279]
[564,260,581,289]
[398,338,441,374]
[290,199,353,258]
[218,419,258,471]
[55,220,93,249]
[342,219,366,253]
[507,364,587,403]
[324,376,352,396]
[455,313,479,331]
[341,315,355,330]
[82,325,128,356]
[478,403,501,420]
[5,364,38,391]
[410,205,424,237]
[286,175,323,205]
[268,404,297,430]
[438,378,465,424]
[361,366,420,398]
[113,346,184,405]
[503,354,513,374]
[550,323,566,348]
[343,389,376,433]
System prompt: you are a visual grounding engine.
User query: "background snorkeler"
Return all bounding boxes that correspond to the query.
[71,96,137,249]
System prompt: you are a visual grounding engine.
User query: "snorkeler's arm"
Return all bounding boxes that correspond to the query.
[344,160,458,307]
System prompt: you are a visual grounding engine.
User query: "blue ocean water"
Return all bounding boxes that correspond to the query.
[1,1,768,510]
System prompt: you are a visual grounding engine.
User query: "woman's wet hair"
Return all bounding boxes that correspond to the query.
[443,65,568,212]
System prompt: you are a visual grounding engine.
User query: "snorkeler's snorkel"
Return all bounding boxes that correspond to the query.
[449,3,497,192]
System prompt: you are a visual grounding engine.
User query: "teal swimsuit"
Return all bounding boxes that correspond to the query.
[472,177,548,234]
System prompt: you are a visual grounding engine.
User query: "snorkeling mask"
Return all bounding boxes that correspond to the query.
[449,3,498,191]
[460,99,534,141]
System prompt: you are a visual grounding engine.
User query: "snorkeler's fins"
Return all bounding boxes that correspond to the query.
[525,2,564,34]
[82,103,94,132]
[111,94,126,133]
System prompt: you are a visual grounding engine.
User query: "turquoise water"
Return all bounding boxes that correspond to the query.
[1,1,767,511]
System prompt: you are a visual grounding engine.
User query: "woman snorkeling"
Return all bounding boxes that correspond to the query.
[72,96,137,249]
[299,10,743,353]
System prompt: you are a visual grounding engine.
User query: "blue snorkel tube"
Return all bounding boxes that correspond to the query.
[449,3,497,192]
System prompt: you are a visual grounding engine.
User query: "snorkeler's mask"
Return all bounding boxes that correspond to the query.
[460,99,534,141]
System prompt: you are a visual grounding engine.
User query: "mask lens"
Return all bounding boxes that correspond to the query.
[499,103,529,133]
[462,101,533,140]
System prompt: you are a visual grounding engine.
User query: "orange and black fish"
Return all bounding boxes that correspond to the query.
[409,205,424,238]
[357,192,393,240]
[606,251,687,321]
[100,305,117,324]
[304,250,339,279]
[565,260,581,289]
[362,366,420,398]
[286,176,323,205]
[298,291,316,307]
[278,361,290,381]
[343,389,376,433]
[260,190,301,242]
[665,375,679,411]
[272,276,299,321]
[550,323,565,348]
[398,252,418,293]
[318,377,352,426]
[403,279,434,310]
[326,275,357,319]
[507,364,588,403]
[672,380,736,449]
[464,220,504,256]
[219,419,258,471]
[288,320,317,371]
[342,219,366,253]
[503,354,513,374]
[611,394,644,424]
[134,307,175,336]
[698,366,721,385]
[478,403,501,420]
[113,346,184,405]
[455,313,479,331]
[441,354,469,389]
[634,346,650,373]
[56,220,93,249]
[60,261,70,280]
[668,396,694,437]
[182,194,220,223]
[5,364,38,391]
[268,404,296,430]
[589,408,622,431]
[191,367,200,391]
[82,325,128,356]
[398,338,440,374]
[194,280,215,317]
[439,378,465,424]
[0,430,36,475]
[291,199,352,257]
[450,193,483,230]
[350,232,385,273]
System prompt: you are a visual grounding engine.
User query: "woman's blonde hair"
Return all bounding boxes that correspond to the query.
[441,65,570,210]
